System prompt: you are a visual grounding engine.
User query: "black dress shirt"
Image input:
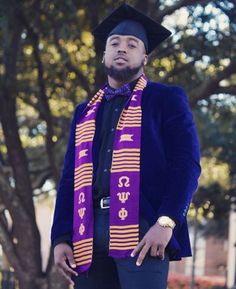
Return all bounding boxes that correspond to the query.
[92,79,137,201]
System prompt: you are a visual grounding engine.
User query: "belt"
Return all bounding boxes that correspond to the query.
[94,197,110,209]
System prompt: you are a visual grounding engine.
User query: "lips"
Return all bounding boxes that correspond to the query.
[114,56,128,62]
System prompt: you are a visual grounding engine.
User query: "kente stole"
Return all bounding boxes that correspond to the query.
[73,75,148,273]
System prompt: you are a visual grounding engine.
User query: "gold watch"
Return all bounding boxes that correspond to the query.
[157,216,176,229]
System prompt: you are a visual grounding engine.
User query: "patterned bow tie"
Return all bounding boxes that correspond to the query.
[104,83,132,101]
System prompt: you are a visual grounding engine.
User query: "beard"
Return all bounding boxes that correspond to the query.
[104,61,144,82]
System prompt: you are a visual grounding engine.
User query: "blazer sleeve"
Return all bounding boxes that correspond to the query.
[157,86,201,225]
[51,102,87,246]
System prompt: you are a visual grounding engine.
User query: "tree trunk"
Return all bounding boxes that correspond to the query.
[0,5,69,289]
[11,261,68,289]
[17,273,68,289]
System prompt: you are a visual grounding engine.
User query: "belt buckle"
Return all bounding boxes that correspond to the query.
[100,197,110,209]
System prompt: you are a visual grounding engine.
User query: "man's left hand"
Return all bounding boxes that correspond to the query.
[131,223,173,266]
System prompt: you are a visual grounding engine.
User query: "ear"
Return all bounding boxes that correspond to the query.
[143,54,148,66]
[102,51,105,63]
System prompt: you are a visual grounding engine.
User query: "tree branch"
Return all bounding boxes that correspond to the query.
[16,11,60,184]
[156,0,210,22]
[0,7,43,276]
[216,86,236,96]
[0,11,34,216]
[160,59,198,82]
[39,8,92,96]
[0,214,22,276]
[189,59,236,106]
[32,170,52,191]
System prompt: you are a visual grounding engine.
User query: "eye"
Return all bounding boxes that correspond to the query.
[111,42,118,47]
[128,43,137,48]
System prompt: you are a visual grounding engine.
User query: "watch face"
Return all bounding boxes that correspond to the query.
[159,219,165,225]
[159,217,169,224]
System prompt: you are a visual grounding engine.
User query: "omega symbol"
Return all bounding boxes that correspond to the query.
[78,192,85,204]
[118,176,130,188]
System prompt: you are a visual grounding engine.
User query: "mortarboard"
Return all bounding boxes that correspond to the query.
[92,4,172,54]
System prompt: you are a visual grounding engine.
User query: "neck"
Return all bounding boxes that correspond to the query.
[107,69,144,89]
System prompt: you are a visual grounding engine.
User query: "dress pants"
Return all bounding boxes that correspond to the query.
[73,207,169,289]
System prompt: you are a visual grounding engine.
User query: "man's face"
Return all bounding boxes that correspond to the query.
[103,34,148,82]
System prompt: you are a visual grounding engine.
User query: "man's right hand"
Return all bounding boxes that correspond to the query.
[54,243,78,286]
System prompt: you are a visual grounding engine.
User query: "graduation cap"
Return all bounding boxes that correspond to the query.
[92,4,172,54]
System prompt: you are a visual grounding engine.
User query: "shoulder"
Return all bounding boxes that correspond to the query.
[73,100,89,119]
[145,81,187,99]
[144,81,190,114]
[75,100,89,114]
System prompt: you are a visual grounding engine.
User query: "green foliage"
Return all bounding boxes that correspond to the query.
[0,0,235,246]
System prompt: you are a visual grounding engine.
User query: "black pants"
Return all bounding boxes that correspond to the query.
[73,208,169,289]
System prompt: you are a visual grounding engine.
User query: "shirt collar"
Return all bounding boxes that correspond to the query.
[105,77,139,101]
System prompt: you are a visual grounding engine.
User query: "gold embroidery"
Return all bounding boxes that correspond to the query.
[110,238,139,243]
[111,168,139,173]
[110,224,138,229]
[75,259,92,266]
[117,124,141,131]
[112,164,139,169]
[109,246,136,250]
[118,176,130,187]
[74,255,92,262]
[85,107,95,117]
[75,172,92,182]
[75,163,93,172]
[123,106,141,111]
[119,134,134,142]
[110,229,139,234]
[109,242,138,247]
[76,125,94,134]
[76,137,94,146]
[117,192,130,203]
[74,181,92,191]
[73,238,93,246]
[79,149,88,158]
[113,160,139,165]
[118,208,128,221]
[73,245,93,254]
[74,249,93,258]
[78,192,85,204]
[78,207,86,219]
[75,131,94,139]
[76,119,95,128]
[110,233,138,238]
[119,115,141,121]
[113,148,139,153]
[79,224,85,235]
[74,176,92,187]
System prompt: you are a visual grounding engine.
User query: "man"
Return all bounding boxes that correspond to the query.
[51,4,201,289]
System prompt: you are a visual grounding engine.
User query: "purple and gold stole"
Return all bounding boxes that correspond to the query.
[72,75,148,273]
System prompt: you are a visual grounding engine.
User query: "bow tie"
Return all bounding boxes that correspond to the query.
[104,83,132,101]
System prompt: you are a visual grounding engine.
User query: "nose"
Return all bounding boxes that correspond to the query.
[118,49,127,54]
[117,42,127,54]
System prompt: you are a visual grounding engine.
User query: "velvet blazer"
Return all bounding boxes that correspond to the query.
[51,81,201,261]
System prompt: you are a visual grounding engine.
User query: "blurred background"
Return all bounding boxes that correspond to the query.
[0,0,235,289]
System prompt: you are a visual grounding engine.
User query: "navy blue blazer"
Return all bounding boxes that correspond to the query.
[51,81,201,260]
